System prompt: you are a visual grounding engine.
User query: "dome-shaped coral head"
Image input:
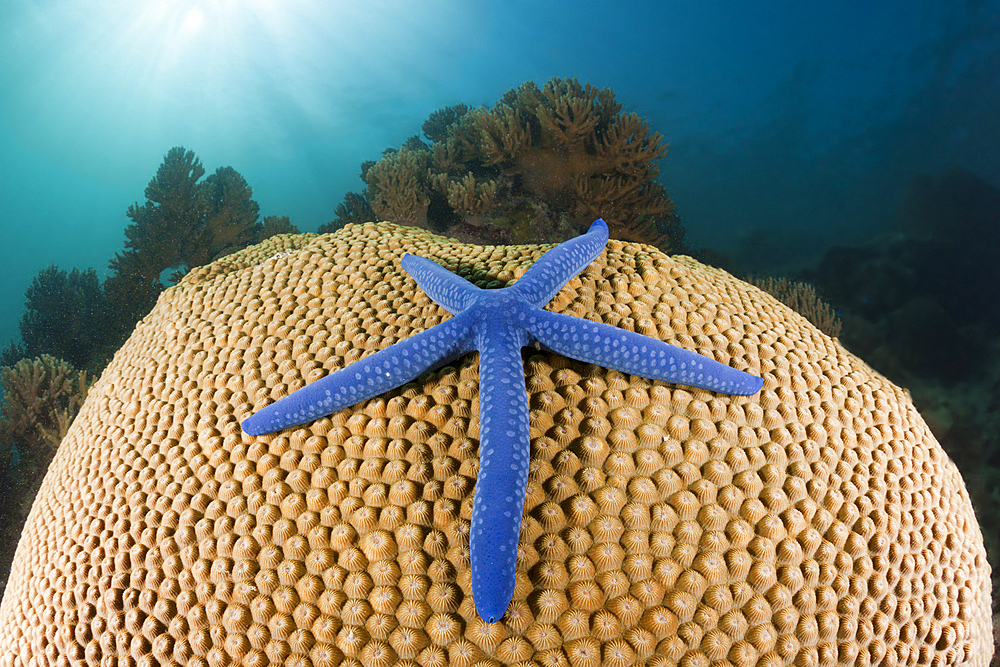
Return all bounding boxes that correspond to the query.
[241,218,762,621]
[0,220,991,666]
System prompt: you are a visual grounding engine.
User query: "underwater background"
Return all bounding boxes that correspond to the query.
[1,0,998,633]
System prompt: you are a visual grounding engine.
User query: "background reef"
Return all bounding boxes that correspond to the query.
[324,79,681,250]
[1,147,297,375]
[801,167,1000,602]
[4,1,997,352]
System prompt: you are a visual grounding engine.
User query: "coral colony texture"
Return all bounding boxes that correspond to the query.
[0,222,992,666]
[241,220,762,623]
[341,78,682,249]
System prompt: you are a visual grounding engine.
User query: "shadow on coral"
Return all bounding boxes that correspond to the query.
[805,165,1000,613]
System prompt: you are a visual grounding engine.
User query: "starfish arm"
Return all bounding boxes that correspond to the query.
[242,310,476,435]
[510,218,610,307]
[469,315,532,623]
[524,310,764,395]
[401,253,483,314]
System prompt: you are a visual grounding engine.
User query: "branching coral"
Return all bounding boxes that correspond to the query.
[422,103,469,142]
[0,355,88,469]
[109,148,262,283]
[750,275,843,338]
[112,147,207,278]
[103,147,264,342]
[185,166,261,267]
[431,172,497,215]
[365,146,431,225]
[318,192,376,234]
[345,77,680,248]
[459,105,533,166]
[19,266,111,372]
[256,214,299,240]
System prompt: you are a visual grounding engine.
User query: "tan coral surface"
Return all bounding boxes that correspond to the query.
[0,223,991,666]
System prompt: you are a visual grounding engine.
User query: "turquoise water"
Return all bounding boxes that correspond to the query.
[1,1,997,349]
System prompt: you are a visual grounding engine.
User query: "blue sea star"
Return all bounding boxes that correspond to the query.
[242,218,763,622]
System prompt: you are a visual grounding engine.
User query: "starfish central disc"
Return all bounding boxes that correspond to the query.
[242,218,763,621]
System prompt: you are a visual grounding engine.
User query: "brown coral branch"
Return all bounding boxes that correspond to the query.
[501,80,544,116]
[319,194,375,233]
[433,173,497,215]
[0,355,89,460]
[257,215,300,241]
[596,113,668,178]
[422,104,470,143]
[574,175,677,247]
[37,370,90,446]
[364,147,431,224]
[575,174,673,221]
[464,106,532,166]
[430,138,468,174]
[751,276,843,338]
[342,77,681,250]
[536,94,599,149]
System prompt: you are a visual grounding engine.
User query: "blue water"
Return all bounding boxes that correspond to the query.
[0,0,997,350]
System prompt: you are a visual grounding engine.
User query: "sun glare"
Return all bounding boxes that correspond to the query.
[13,0,470,168]
[178,6,205,34]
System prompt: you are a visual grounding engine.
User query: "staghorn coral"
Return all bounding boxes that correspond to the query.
[749,276,842,338]
[0,223,992,666]
[355,77,680,248]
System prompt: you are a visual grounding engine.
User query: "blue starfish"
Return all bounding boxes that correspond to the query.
[242,219,763,622]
